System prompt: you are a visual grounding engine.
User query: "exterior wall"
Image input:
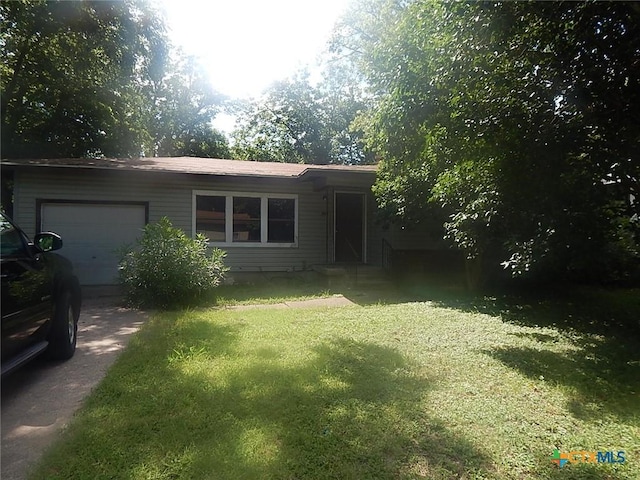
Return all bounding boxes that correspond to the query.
[384,223,448,251]
[379,205,449,252]
[325,187,336,263]
[13,167,329,272]
[366,192,383,267]
[379,218,464,277]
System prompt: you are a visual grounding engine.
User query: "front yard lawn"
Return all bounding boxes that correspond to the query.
[32,286,639,479]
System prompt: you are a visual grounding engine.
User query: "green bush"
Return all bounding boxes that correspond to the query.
[119,217,228,308]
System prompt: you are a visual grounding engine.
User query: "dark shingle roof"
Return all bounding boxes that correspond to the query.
[1,157,377,179]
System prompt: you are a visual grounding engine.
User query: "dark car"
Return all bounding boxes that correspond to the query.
[1,211,81,377]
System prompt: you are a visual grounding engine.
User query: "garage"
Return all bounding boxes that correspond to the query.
[40,202,147,285]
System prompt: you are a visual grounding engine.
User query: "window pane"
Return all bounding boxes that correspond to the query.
[1,220,27,257]
[268,198,295,243]
[233,197,261,242]
[196,196,226,242]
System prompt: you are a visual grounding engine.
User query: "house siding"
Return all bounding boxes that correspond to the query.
[367,192,383,266]
[13,167,329,273]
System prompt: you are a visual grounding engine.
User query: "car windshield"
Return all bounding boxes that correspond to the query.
[1,214,26,257]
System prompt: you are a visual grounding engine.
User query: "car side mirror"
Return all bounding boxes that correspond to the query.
[33,232,63,252]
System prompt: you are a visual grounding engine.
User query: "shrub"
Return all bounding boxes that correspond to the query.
[119,217,228,308]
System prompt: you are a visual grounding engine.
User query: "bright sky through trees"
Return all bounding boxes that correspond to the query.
[159,0,350,100]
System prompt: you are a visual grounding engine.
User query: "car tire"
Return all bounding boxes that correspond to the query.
[47,290,78,360]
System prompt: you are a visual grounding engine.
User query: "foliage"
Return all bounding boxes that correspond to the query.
[231,71,373,164]
[0,0,229,159]
[118,217,228,308]
[334,0,640,283]
[1,0,164,157]
[1,170,13,217]
[149,55,229,158]
[318,59,376,165]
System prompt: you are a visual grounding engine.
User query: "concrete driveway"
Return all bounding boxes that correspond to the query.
[1,295,147,480]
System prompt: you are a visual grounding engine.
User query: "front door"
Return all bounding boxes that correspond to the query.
[334,192,365,263]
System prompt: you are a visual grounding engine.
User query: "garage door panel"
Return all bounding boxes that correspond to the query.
[41,204,146,285]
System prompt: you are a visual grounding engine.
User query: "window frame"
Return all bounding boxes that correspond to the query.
[193,190,299,247]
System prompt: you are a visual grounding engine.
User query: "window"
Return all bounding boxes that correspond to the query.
[0,216,28,257]
[233,197,261,242]
[194,191,297,246]
[195,195,226,242]
[268,198,295,243]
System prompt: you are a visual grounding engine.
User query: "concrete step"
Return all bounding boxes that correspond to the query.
[313,264,392,287]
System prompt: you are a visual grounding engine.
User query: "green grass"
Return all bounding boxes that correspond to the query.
[213,279,333,306]
[32,284,639,479]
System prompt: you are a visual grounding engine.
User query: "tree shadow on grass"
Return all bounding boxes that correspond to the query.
[393,281,640,339]
[486,341,639,422]
[177,338,492,479]
[34,317,494,480]
[544,463,634,480]
[372,281,640,425]
[470,291,640,424]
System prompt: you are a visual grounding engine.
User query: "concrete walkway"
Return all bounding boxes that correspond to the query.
[1,297,147,480]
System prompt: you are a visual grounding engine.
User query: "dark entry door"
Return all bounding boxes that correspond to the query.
[335,193,365,263]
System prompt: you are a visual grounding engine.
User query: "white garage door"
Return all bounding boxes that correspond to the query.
[41,203,146,285]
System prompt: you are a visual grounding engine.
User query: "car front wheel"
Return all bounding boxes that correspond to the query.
[47,290,79,360]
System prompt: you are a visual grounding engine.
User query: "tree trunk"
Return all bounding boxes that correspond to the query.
[464,254,484,291]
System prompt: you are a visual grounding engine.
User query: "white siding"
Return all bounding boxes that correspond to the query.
[366,192,383,266]
[13,168,329,275]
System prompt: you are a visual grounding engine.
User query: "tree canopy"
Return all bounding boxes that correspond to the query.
[231,71,373,165]
[1,0,228,159]
[149,55,229,158]
[2,0,638,282]
[333,0,639,283]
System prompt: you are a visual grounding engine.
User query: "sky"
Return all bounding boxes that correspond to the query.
[158,0,351,101]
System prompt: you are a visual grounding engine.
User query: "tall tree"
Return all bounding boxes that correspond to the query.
[1,0,229,159]
[149,54,229,158]
[231,71,373,165]
[1,0,169,158]
[231,73,332,164]
[318,59,375,165]
[334,0,640,283]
